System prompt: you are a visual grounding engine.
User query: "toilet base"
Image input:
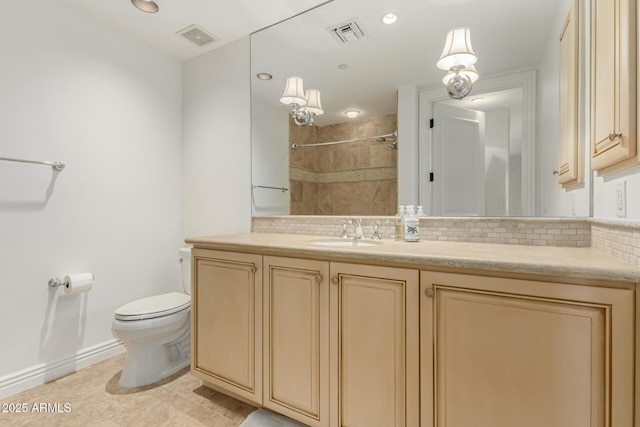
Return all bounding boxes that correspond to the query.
[118,324,190,388]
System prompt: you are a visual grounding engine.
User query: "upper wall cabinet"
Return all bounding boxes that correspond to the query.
[558,0,580,185]
[591,0,637,173]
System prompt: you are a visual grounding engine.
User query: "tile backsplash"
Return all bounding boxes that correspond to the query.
[252,216,591,246]
[251,215,640,267]
[590,219,640,266]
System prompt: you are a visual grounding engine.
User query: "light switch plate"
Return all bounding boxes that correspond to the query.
[616,181,626,217]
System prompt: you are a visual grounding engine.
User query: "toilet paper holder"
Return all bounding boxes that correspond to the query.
[48,277,70,289]
[48,273,94,295]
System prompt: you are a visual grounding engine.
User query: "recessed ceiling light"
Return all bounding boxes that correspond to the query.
[471,97,484,103]
[256,73,273,80]
[131,0,159,13]
[337,64,349,70]
[381,13,398,25]
[344,110,361,119]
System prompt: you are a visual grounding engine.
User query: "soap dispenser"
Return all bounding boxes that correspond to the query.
[395,205,405,241]
[404,205,420,242]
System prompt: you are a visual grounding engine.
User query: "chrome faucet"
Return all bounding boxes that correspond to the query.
[348,218,364,240]
[339,220,349,238]
[371,220,389,240]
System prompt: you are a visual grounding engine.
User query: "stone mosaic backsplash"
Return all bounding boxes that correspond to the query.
[251,215,640,267]
[252,216,591,247]
[590,219,640,266]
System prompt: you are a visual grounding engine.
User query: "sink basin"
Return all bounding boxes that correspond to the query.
[310,239,381,247]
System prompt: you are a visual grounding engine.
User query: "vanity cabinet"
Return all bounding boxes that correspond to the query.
[420,271,634,427]
[591,0,637,172]
[192,252,419,427]
[190,244,636,427]
[330,262,420,427]
[263,256,330,427]
[191,249,263,405]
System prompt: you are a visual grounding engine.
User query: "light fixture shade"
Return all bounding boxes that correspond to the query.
[437,27,477,70]
[280,76,307,106]
[442,64,479,85]
[131,0,159,13]
[304,89,324,115]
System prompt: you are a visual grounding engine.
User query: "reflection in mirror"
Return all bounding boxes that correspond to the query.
[418,71,535,216]
[289,113,398,215]
[251,0,591,217]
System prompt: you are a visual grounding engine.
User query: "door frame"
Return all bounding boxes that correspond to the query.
[418,69,536,216]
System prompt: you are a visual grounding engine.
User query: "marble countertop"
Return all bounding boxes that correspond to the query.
[186,233,640,285]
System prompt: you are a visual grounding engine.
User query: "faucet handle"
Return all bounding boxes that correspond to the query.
[337,219,349,238]
[371,220,390,240]
[347,218,365,239]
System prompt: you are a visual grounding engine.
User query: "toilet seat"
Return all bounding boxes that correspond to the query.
[115,292,191,321]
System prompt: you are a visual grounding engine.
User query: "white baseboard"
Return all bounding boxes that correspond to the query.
[0,339,125,399]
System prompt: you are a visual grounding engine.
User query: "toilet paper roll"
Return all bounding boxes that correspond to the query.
[63,273,94,295]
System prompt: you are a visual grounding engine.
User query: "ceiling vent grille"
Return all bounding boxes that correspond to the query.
[176,24,218,47]
[328,18,367,44]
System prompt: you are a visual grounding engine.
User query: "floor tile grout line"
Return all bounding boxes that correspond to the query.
[163,386,244,424]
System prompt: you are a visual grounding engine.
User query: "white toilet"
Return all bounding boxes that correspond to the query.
[112,247,192,388]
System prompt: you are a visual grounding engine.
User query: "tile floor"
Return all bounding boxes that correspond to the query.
[0,354,256,426]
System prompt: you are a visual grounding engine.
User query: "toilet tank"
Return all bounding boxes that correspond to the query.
[179,247,192,295]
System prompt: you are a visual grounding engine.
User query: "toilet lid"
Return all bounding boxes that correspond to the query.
[115,292,191,321]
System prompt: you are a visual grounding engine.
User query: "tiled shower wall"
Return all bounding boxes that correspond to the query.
[289,114,398,215]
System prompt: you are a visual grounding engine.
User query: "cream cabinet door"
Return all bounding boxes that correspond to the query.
[330,262,419,427]
[263,256,330,427]
[558,0,580,185]
[591,0,637,172]
[191,249,263,405]
[420,271,634,427]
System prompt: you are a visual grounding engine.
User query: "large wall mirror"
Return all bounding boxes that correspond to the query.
[251,0,591,217]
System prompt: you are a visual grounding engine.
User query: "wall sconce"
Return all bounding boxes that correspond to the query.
[280,76,324,126]
[437,28,479,100]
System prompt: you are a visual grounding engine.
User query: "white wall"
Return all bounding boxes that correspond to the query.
[251,97,290,215]
[508,105,523,216]
[0,0,183,395]
[398,85,420,206]
[593,166,640,219]
[485,110,510,216]
[182,37,252,238]
[537,0,590,217]
[182,37,251,237]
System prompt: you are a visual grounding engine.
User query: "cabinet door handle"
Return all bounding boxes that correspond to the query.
[608,131,622,141]
[316,274,323,283]
[250,265,257,273]
[331,276,339,284]
[425,288,435,298]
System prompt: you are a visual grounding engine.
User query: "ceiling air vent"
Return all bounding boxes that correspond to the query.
[328,18,367,44]
[176,24,218,47]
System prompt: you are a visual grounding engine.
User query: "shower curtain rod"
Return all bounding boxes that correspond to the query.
[252,185,289,192]
[291,131,397,148]
[0,156,65,171]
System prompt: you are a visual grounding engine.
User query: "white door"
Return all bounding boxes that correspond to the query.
[431,103,486,216]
